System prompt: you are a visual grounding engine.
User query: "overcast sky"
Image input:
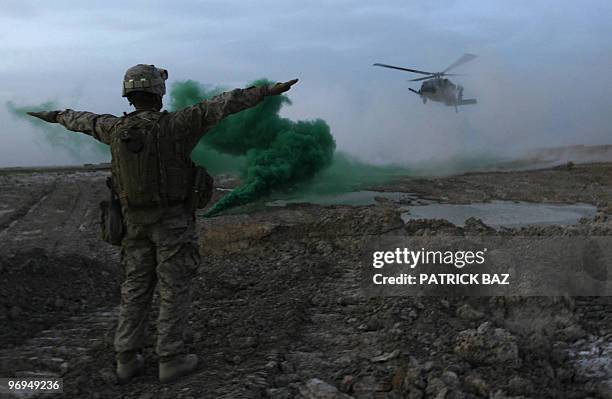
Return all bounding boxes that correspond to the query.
[1,0,611,166]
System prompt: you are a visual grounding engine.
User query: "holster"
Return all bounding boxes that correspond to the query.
[191,166,214,210]
[100,177,125,246]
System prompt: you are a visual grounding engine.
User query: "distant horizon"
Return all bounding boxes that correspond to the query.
[2,142,611,173]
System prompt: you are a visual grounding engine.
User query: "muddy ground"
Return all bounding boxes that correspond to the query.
[0,163,610,398]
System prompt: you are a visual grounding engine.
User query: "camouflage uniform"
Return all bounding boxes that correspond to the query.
[55,86,268,358]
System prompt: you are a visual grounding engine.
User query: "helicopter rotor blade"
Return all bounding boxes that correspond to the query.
[410,75,436,82]
[373,63,433,75]
[409,73,464,82]
[442,53,477,73]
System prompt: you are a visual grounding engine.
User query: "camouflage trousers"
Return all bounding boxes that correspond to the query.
[113,205,200,358]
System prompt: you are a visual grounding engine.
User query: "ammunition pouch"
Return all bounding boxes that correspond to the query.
[192,166,214,209]
[100,177,125,246]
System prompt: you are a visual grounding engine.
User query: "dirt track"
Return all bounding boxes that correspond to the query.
[0,164,611,398]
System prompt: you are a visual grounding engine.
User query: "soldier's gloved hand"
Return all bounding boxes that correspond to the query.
[26,111,60,123]
[267,79,299,96]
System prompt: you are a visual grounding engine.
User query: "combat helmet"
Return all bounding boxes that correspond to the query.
[122,64,168,98]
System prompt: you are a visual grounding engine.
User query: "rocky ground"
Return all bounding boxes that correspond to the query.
[0,163,611,398]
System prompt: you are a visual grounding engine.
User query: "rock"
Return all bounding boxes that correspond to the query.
[336,354,356,368]
[370,350,400,363]
[556,324,586,342]
[364,318,383,331]
[390,322,403,335]
[374,196,397,205]
[507,376,533,396]
[490,390,521,399]
[456,303,484,321]
[245,372,269,391]
[440,371,459,388]
[434,388,448,399]
[264,361,279,372]
[300,378,354,399]
[404,367,426,390]
[463,374,488,397]
[454,322,521,368]
[464,217,495,233]
[425,378,446,397]
[407,388,424,399]
[423,361,435,372]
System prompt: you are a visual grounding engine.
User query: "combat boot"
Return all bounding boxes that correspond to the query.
[159,354,198,384]
[116,352,145,385]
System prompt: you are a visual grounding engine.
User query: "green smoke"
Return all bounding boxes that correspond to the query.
[6,101,110,162]
[8,80,416,215]
[294,152,409,196]
[8,79,510,221]
[169,79,336,216]
[167,80,245,175]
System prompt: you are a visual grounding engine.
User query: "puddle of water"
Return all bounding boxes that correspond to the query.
[573,340,612,379]
[253,190,596,229]
[267,191,416,207]
[568,337,612,390]
[401,200,598,228]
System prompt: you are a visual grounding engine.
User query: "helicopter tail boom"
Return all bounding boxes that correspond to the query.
[458,99,477,106]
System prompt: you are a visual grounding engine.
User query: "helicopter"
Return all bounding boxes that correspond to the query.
[374,53,477,111]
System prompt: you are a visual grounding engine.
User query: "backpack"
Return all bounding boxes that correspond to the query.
[109,111,196,207]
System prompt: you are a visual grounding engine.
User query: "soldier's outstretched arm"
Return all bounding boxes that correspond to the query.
[171,79,298,144]
[27,110,119,145]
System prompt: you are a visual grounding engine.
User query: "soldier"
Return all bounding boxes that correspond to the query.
[28,64,298,384]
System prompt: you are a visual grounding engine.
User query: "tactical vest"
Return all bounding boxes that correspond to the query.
[109,111,195,208]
